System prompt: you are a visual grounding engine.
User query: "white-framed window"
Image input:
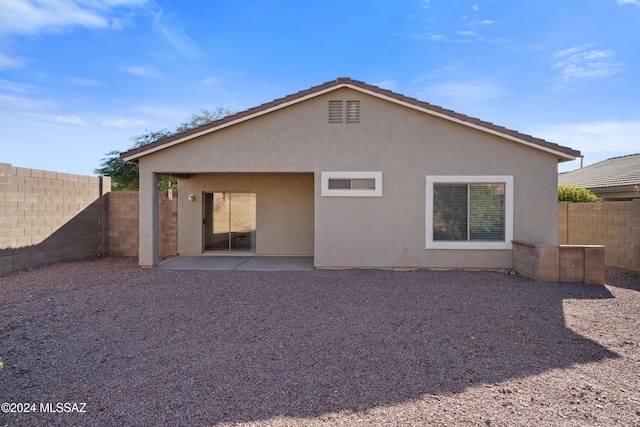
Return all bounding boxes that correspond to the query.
[426,175,513,250]
[321,171,382,197]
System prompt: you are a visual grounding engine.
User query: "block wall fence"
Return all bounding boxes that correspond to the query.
[2,163,638,274]
[108,191,177,259]
[0,163,176,274]
[559,200,640,271]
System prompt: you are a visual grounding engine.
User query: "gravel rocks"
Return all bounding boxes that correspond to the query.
[1,257,639,426]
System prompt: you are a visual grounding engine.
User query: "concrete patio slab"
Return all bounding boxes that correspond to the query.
[239,256,315,271]
[157,255,314,271]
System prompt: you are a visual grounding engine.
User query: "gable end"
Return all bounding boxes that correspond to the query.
[121,78,580,163]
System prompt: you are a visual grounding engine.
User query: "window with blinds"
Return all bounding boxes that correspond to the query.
[432,183,505,242]
[328,100,359,124]
[426,176,513,249]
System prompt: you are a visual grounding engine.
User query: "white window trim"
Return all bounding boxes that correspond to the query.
[426,175,513,250]
[322,171,382,197]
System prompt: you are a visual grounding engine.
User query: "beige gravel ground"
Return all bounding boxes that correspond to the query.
[0,257,639,426]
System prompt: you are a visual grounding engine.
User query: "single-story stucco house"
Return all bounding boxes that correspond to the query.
[121,78,580,269]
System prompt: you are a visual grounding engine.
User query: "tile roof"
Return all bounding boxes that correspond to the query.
[121,77,581,161]
[559,153,640,189]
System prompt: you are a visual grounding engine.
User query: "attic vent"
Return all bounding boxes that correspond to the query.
[328,100,360,124]
[329,100,343,124]
[346,101,360,124]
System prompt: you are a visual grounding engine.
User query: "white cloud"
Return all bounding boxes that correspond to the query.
[617,0,640,5]
[373,80,398,91]
[0,93,58,110]
[529,120,640,155]
[0,52,26,70]
[428,34,448,41]
[470,5,480,11]
[418,80,507,104]
[151,8,204,59]
[467,19,498,27]
[87,0,148,8]
[0,78,37,94]
[421,0,430,9]
[102,118,145,128]
[201,76,218,85]
[553,46,623,80]
[0,0,146,36]
[56,115,89,126]
[406,32,473,43]
[121,65,161,78]
[65,77,103,86]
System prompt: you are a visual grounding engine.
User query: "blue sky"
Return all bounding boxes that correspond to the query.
[1,0,639,175]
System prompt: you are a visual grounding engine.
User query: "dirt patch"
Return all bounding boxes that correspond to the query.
[1,257,639,426]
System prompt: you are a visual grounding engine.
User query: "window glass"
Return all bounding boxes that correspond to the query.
[433,183,505,242]
[426,176,512,250]
[350,178,375,189]
[469,184,505,241]
[433,184,467,241]
[328,179,351,189]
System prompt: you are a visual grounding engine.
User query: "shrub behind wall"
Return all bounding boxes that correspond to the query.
[558,184,602,203]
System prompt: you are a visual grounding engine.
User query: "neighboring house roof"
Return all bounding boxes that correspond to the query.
[121,77,580,162]
[558,153,640,189]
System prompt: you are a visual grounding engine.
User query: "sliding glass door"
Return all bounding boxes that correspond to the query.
[204,192,256,252]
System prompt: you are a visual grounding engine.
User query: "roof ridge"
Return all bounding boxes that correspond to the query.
[571,152,640,171]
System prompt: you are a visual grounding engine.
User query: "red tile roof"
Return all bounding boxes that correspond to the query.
[121,77,581,161]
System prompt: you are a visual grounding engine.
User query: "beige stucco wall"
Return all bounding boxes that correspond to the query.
[177,173,314,256]
[137,88,562,268]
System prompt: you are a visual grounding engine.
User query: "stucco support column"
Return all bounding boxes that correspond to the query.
[139,170,159,267]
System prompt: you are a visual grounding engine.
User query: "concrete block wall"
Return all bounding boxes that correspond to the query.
[107,191,177,259]
[107,192,139,257]
[512,240,536,279]
[0,163,110,273]
[559,200,640,271]
[535,245,559,282]
[512,240,605,284]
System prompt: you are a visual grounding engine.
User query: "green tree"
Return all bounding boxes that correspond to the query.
[95,108,234,191]
[558,184,602,202]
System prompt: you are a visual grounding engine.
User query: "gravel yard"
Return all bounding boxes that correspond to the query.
[1,257,639,426]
